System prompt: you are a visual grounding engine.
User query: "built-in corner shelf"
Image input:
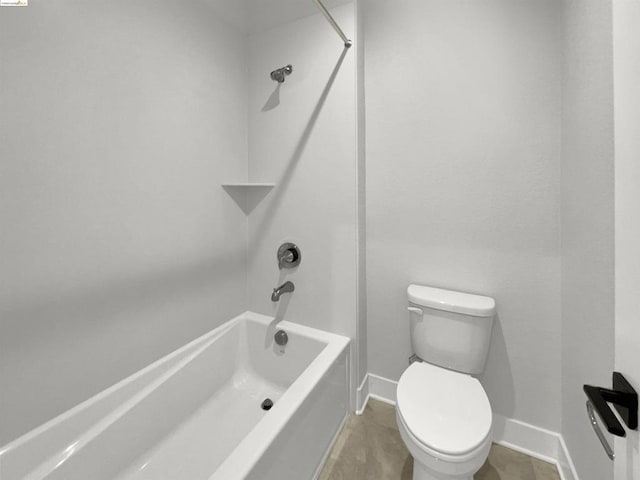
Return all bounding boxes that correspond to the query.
[221,183,275,215]
[221,183,276,188]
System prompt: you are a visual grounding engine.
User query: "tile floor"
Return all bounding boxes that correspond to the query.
[318,400,561,480]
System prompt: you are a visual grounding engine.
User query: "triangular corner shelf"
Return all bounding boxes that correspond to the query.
[221,183,276,188]
[222,183,275,215]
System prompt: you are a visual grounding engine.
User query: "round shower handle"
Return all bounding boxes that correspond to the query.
[281,250,295,263]
[277,243,301,269]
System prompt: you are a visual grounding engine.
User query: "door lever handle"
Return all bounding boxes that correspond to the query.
[583,372,638,437]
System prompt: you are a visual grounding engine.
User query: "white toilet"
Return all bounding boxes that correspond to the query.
[396,285,496,480]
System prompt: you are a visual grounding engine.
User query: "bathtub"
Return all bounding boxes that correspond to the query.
[0,312,351,480]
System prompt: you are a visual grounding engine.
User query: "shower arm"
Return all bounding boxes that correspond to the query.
[312,0,353,48]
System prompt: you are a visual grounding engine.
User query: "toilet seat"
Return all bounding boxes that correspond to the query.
[396,362,492,459]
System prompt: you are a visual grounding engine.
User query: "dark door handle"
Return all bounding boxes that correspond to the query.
[583,372,638,437]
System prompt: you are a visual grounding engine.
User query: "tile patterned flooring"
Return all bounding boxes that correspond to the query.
[318,400,561,480]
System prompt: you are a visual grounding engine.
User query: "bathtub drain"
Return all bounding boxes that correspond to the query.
[261,398,274,411]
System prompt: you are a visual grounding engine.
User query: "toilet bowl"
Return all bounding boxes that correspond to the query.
[397,285,496,480]
[396,361,492,480]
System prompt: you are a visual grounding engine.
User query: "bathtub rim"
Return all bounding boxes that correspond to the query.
[0,313,238,459]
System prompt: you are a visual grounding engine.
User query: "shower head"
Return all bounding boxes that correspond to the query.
[270,65,293,83]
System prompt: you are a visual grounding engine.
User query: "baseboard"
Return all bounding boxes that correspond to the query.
[358,372,579,480]
[492,416,579,480]
[356,373,397,415]
[492,415,559,464]
[355,375,369,415]
[556,435,580,480]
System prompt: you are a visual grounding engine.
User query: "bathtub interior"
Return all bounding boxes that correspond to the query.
[243,352,349,480]
[237,317,326,388]
[0,314,337,480]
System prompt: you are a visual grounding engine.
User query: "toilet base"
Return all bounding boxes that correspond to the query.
[413,460,472,480]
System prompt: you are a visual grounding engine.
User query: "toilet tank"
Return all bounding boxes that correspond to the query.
[407,285,496,375]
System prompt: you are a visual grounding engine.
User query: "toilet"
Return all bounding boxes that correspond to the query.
[396,285,496,480]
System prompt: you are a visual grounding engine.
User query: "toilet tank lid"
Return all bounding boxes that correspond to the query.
[407,285,496,317]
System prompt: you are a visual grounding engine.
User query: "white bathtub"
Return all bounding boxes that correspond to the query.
[0,312,351,480]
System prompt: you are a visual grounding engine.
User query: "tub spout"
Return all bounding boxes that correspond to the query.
[271,281,295,302]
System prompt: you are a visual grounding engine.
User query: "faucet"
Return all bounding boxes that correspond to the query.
[271,281,295,302]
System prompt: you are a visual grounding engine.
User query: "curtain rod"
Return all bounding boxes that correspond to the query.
[311,0,353,48]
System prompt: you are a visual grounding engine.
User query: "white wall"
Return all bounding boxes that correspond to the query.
[245,5,358,392]
[246,0,352,35]
[363,0,563,431]
[613,0,640,478]
[561,0,615,478]
[0,0,248,445]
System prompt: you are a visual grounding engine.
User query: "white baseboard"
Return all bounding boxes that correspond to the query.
[368,373,398,405]
[355,375,370,415]
[492,414,559,464]
[357,372,579,480]
[493,415,578,480]
[356,373,397,415]
[556,435,580,480]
